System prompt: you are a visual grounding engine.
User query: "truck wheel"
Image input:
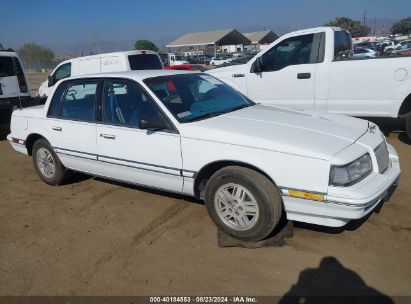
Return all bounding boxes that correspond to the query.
[32,138,69,186]
[204,166,283,242]
[407,114,411,141]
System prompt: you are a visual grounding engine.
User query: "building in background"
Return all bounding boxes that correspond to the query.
[243,30,278,51]
[166,29,250,55]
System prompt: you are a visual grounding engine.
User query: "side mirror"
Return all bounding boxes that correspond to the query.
[255,57,263,73]
[139,116,169,131]
[48,75,54,87]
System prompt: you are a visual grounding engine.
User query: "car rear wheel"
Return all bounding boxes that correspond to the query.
[204,166,283,242]
[406,113,411,140]
[32,138,69,185]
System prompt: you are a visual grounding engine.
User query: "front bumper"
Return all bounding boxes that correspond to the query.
[284,144,401,227]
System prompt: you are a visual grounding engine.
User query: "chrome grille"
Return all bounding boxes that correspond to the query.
[375,141,389,173]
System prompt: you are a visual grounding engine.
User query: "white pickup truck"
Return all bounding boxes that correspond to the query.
[208,27,411,139]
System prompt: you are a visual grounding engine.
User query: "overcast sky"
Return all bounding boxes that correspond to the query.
[1,0,410,54]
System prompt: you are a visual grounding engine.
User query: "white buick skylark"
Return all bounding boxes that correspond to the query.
[8,70,401,241]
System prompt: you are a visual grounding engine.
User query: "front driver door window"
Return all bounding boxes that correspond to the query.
[96,79,183,192]
[53,63,71,83]
[246,33,319,110]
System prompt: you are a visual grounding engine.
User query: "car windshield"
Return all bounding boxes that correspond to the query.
[144,73,254,123]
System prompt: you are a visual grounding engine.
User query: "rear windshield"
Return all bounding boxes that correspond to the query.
[128,54,162,70]
[0,56,16,77]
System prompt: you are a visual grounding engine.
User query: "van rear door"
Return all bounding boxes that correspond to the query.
[128,54,163,70]
[0,56,20,96]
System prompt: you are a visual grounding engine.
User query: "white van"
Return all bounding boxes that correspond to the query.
[37,50,163,98]
[0,50,32,121]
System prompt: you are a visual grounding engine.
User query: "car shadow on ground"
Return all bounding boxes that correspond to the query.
[92,176,205,205]
[366,117,410,145]
[0,123,10,141]
[279,256,393,303]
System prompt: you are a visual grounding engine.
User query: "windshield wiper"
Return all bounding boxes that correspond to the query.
[185,111,227,122]
[230,104,252,112]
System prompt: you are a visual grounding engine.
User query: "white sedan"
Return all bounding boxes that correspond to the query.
[8,70,401,241]
[210,56,233,66]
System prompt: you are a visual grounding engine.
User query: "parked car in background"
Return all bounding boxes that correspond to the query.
[209,27,411,139]
[165,64,207,72]
[37,50,163,99]
[219,53,255,67]
[187,55,212,65]
[389,40,411,55]
[168,54,189,66]
[210,55,234,66]
[7,70,400,242]
[399,49,411,56]
[385,40,411,54]
[354,41,378,52]
[353,48,377,59]
[0,50,33,122]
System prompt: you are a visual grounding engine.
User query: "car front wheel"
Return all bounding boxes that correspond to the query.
[204,166,283,242]
[32,138,69,186]
[406,113,411,140]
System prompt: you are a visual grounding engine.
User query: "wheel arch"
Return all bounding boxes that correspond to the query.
[25,133,47,156]
[399,92,411,117]
[193,160,279,199]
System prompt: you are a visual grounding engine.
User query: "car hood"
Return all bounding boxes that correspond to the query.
[179,104,369,160]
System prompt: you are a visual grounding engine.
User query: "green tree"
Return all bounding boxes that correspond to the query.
[325,17,371,37]
[391,17,411,35]
[134,40,158,51]
[0,43,3,50]
[18,43,54,63]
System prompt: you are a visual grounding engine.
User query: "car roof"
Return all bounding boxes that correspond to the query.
[66,69,195,82]
[0,50,19,57]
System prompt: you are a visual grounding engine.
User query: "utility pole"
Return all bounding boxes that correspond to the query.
[374,17,377,36]
[91,29,98,55]
[362,9,367,25]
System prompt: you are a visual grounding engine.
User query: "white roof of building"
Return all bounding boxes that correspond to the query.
[167,29,250,47]
[243,30,278,44]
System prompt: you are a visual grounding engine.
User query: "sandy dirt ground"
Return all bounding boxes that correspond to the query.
[0,74,410,298]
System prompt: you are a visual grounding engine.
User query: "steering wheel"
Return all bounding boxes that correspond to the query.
[67,89,77,100]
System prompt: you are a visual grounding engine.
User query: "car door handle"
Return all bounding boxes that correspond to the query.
[52,126,62,131]
[100,134,116,140]
[297,73,311,79]
[232,73,245,78]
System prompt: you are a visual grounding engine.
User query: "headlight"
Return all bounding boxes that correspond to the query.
[330,154,373,186]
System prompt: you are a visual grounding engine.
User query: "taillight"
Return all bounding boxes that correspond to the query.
[17,76,28,93]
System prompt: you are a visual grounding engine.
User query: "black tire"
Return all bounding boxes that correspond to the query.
[32,138,68,186]
[406,114,411,141]
[204,166,283,242]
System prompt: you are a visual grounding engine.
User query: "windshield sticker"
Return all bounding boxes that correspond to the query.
[177,111,192,118]
[200,75,223,85]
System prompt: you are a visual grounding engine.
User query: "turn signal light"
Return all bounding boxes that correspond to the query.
[288,190,324,202]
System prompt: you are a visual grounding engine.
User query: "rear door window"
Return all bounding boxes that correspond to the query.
[334,31,353,60]
[128,54,162,70]
[61,81,98,121]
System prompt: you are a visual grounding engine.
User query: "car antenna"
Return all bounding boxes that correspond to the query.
[11,56,23,111]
